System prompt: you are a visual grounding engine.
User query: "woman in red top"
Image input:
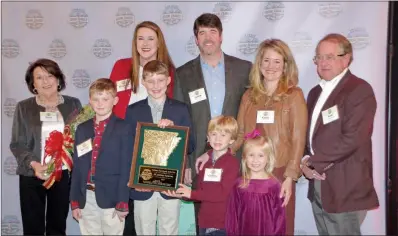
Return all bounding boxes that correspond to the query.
[110,21,175,119]
[109,21,175,236]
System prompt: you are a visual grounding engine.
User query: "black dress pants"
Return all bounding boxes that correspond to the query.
[19,170,70,235]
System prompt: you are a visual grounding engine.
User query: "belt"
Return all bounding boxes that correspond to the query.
[87,185,95,191]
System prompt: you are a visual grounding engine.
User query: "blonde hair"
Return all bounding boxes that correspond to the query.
[315,33,353,65]
[131,21,174,93]
[240,136,276,188]
[89,78,117,97]
[207,115,238,140]
[249,39,298,104]
[142,60,169,80]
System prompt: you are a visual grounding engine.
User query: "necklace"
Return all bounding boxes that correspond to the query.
[36,94,64,112]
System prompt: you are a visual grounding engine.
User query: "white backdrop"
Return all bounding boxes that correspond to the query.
[1,1,388,235]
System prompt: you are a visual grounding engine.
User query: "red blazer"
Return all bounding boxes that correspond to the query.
[305,70,379,213]
[109,58,174,119]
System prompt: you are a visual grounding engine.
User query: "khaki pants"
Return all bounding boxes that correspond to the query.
[79,190,125,235]
[134,192,180,235]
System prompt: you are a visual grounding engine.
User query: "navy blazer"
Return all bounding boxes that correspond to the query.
[125,97,195,200]
[70,114,133,209]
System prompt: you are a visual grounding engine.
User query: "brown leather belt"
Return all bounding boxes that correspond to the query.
[87,185,95,191]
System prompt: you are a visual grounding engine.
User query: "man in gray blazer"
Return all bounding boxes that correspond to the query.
[174,13,251,178]
[173,12,251,234]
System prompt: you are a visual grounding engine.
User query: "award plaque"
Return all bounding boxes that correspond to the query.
[128,122,189,191]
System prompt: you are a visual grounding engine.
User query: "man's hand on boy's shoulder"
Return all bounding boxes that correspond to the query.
[196,152,210,173]
[158,119,174,128]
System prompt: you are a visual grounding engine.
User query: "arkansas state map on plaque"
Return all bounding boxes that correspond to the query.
[141,130,181,166]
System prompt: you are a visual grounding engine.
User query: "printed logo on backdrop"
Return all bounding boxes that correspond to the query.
[2,39,20,58]
[347,28,370,50]
[26,9,44,29]
[237,34,260,56]
[213,2,233,22]
[1,215,21,235]
[69,8,88,28]
[48,39,67,59]
[72,69,91,88]
[116,7,134,28]
[3,98,17,118]
[318,2,343,18]
[263,2,284,22]
[3,157,17,175]
[92,39,112,58]
[185,36,200,57]
[290,32,312,52]
[162,5,183,25]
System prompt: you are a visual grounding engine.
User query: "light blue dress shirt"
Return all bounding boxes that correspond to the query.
[200,54,226,118]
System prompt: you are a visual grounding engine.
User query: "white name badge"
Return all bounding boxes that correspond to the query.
[203,168,222,182]
[256,110,275,124]
[322,105,339,125]
[40,112,58,122]
[77,139,93,157]
[188,88,207,104]
[116,79,132,92]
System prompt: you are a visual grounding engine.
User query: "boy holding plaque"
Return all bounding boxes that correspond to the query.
[125,60,195,235]
[165,115,240,236]
[70,79,133,235]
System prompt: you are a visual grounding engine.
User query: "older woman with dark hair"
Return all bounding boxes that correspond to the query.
[10,58,82,235]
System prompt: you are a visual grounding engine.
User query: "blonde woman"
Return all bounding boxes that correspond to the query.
[235,38,307,234]
[196,38,307,235]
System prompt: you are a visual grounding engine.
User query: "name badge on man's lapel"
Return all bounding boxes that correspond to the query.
[40,112,58,122]
[77,138,93,157]
[116,79,132,92]
[256,110,275,124]
[321,105,339,125]
[189,88,207,104]
[203,168,222,182]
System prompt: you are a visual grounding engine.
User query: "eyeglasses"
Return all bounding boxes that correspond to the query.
[313,53,346,64]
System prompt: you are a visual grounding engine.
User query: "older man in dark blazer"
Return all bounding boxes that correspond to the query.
[301,33,379,235]
[173,13,251,234]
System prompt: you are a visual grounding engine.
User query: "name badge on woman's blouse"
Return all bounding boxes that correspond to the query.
[77,139,92,157]
[256,110,275,124]
[40,112,58,122]
[116,79,132,92]
[204,168,222,182]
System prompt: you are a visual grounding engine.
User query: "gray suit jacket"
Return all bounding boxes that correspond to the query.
[174,53,251,171]
[10,95,82,176]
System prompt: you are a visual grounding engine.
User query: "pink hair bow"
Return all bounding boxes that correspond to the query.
[244,129,261,140]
